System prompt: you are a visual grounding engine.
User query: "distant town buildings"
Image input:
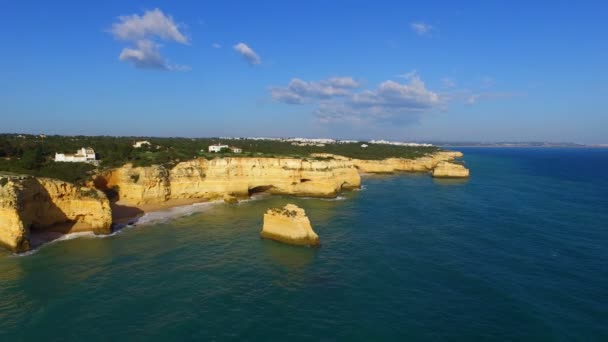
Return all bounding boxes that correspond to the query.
[133,140,151,148]
[369,140,433,147]
[55,147,98,164]
[291,142,326,147]
[221,137,432,146]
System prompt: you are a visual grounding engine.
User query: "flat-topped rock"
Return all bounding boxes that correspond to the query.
[260,204,320,247]
[432,161,470,178]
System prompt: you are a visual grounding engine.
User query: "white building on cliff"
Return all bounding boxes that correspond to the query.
[55,147,97,164]
[133,140,151,148]
[208,144,229,152]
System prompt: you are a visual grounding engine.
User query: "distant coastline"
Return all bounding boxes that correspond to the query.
[436,143,607,148]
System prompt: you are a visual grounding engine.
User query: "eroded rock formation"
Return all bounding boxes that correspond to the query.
[0,176,112,253]
[260,204,319,246]
[95,157,362,206]
[431,161,470,178]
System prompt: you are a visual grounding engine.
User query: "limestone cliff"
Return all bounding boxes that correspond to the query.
[0,176,112,253]
[260,204,319,246]
[432,161,470,178]
[311,151,464,173]
[96,157,361,206]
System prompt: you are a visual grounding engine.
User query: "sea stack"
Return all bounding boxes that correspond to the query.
[432,161,470,178]
[260,204,320,247]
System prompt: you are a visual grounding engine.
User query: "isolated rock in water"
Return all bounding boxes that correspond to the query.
[223,194,238,204]
[432,161,470,178]
[261,204,320,246]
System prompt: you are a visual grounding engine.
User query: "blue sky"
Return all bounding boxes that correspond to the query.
[1,1,607,143]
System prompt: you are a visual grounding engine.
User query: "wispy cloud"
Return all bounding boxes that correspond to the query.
[271,77,360,104]
[233,42,261,66]
[211,43,222,49]
[272,71,520,125]
[272,74,442,124]
[466,92,520,105]
[442,78,456,88]
[410,21,435,36]
[110,8,189,70]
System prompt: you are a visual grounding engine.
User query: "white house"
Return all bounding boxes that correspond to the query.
[208,144,229,153]
[133,140,151,148]
[55,147,97,164]
[230,147,242,153]
[361,144,368,148]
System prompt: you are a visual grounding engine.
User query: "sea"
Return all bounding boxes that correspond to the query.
[1,148,607,341]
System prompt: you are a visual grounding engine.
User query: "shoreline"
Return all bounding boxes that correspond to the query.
[2,150,469,254]
[111,198,219,225]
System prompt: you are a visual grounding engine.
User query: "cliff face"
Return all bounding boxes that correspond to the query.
[96,157,361,206]
[0,176,112,253]
[261,204,319,246]
[311,151,465,173]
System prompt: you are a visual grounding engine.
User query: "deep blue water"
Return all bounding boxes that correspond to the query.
[1,148,607,341]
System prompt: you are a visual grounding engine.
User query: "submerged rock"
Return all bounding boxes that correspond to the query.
[432,161,470,178]
[260,204,319,247]
[223,194,238,204]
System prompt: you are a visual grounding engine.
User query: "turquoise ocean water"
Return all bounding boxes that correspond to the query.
[1,148,607,340]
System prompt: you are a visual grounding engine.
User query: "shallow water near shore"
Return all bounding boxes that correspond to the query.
[1,148,607,340]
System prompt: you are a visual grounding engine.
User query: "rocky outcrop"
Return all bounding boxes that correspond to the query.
[0,176,112,253]
[95,157,361,206]
[260,204,319,246]
[432,161,470,178]
[311,151,464,173]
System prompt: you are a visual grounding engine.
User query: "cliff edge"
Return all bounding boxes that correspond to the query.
[0,176,112,253]
[95,157,361,206]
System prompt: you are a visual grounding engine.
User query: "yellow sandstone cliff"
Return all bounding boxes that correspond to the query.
[261,204,320,246]
[311,151,467,173]
[95,157,362,206]
[0,150,468,252]
[0,176,112,253]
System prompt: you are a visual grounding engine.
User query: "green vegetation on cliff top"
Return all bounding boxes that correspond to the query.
[0,134,439,183]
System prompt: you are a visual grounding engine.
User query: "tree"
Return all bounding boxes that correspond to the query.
[20,146,45,170]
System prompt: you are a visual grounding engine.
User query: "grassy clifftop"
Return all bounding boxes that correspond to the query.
[0,134,439,183]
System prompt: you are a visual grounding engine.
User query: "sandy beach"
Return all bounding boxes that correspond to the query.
[111,198,216,224]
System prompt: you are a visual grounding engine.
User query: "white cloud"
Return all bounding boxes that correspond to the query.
[350,78,440,110]
[410,22,434,36]
[119,40,166,69]
[110,9,189,71]
[233,42,261,65]
[272,74,442,124]
[328,77,360,89]
[271,77,360,104]
[212,43,222,49]
[111,8,188,44]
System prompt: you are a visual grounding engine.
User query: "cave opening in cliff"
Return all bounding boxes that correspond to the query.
[248,185,275,195]
[300,178,311,183]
